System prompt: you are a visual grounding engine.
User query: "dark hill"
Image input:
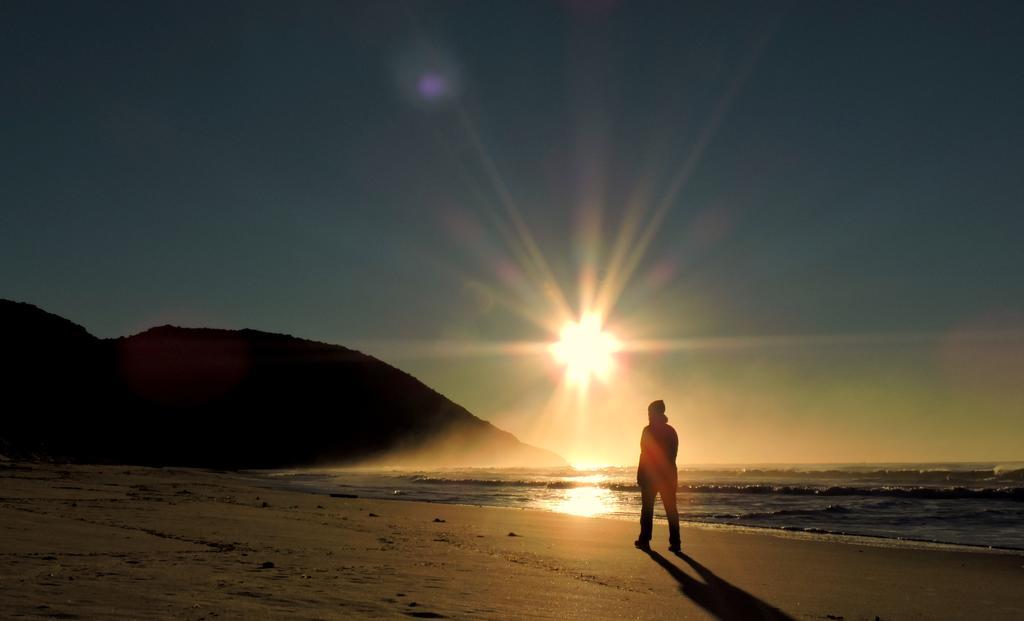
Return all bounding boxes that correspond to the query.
[0,300,563,468]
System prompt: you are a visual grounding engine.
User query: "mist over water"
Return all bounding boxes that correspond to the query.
[266,463,1024,550]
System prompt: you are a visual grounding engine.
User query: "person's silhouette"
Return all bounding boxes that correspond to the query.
[634,399,681,552]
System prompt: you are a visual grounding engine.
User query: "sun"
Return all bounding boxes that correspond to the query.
[549,313,622,388]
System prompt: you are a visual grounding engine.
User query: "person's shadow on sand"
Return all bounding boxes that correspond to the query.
[643,550,794,621]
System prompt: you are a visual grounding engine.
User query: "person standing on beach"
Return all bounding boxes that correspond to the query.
[634,399,681,552]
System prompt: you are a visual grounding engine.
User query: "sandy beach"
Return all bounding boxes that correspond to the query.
[1,462,1021,620]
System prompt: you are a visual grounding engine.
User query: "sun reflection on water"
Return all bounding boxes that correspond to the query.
[570,473,607,485]
[544,485,616,517]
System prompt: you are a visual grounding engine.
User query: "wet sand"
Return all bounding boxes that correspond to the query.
[1,462,1021,620]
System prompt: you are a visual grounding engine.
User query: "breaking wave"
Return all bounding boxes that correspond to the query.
[407,475,1024,501]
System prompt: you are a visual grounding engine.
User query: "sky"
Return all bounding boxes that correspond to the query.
[2,1,1023,465]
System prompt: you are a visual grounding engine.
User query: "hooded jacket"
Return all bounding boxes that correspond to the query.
[636,413,678,489]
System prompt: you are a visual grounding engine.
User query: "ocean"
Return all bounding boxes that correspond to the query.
[264,463,1024,550]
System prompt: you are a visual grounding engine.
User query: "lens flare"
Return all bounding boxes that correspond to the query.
[417,72,448,100]
[549,313,622,389]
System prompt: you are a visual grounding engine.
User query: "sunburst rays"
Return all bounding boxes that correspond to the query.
[371,6,790,397]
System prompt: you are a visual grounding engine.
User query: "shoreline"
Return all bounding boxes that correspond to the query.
[2,461,1023,620]
[249,470,1024,555]
[329,492,1024,555]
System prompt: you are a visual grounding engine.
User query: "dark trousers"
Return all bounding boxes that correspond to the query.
[639,484,680,546]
